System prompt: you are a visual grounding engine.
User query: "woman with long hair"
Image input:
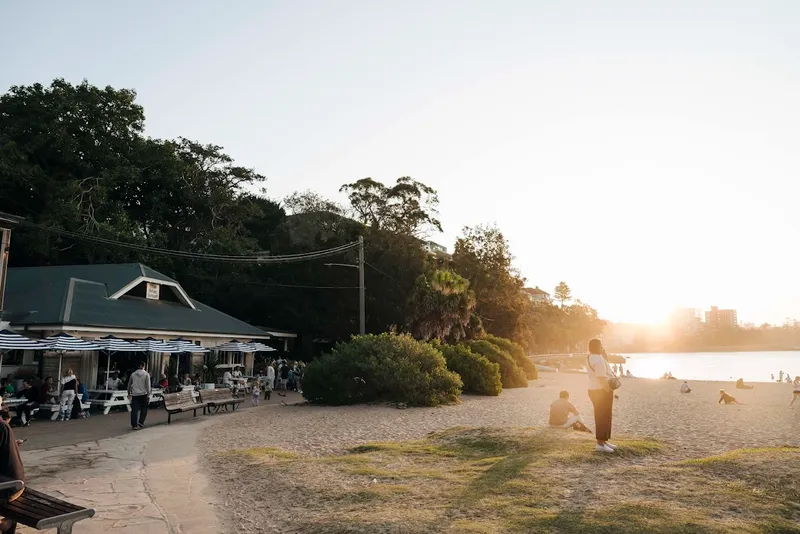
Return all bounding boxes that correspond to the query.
[587,339,616,453]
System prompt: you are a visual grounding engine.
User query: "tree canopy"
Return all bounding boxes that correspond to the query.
[0,79,605,357]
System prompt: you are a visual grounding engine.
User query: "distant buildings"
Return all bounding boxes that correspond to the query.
[705,306,738,329]
[423,241,448,255]
[670,308,702,335]
[522,287,551,305]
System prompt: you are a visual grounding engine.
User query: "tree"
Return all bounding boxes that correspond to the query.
[283,190,345,216]
[451,225,532,347]
[339,177,442,237]
[554,281,572,307]
[406,269,475,342]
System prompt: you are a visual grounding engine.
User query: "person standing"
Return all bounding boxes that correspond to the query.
[59,369,77,421]
[127,362,151,430]
[790,376,800,406]
[264,363,275,401]
[587,339,616,453]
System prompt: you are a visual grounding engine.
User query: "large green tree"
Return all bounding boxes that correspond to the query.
[406,269,476,342]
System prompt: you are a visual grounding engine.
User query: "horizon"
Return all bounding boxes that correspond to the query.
[2,1,799,325]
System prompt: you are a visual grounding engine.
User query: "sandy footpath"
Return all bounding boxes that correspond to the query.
[198,373,800,532]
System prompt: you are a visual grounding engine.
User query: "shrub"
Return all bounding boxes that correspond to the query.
[439,343,502,396]
[303,333,463,407]
[464,340,528,388]
[485,335,538,380]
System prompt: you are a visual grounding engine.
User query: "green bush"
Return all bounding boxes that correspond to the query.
[439,343,502,396]
[464,340,528,388]
[303,333,463,406]
[485,335,538,380]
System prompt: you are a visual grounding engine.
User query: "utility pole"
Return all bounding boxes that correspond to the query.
[358,236,365,335]
[325,236,366,335]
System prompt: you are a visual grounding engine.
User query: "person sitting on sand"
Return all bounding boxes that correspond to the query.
[625,370,633,378]
[719,389,743,405]
[735,378,753,390]
[549,391,591,432]
[680,381,691,393]
[790,376,800,407]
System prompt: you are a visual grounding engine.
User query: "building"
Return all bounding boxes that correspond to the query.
[705,306,738,329]
[522,287,551,305]
[2,263,295,386]
[423,241,447,255]
[670,307,702,335]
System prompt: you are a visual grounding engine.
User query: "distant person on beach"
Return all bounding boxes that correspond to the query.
[549,391,591,432]
[779,371,784,382]
[735,378,753,390]
[587,338,617,453]
[625,370,633,378]
[719,389,744,405]
[680,381,691,393]
[791,376,800,407]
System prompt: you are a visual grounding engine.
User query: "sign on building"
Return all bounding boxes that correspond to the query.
[146,282,160,300]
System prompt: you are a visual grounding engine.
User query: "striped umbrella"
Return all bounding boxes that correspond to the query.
[42,333,101,390]
[247,340,276,352]
[214,340,256,368]
[0,330,49,376]
[133,337,181,353]
[92,335,140,390]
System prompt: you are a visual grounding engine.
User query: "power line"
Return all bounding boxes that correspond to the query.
[14,218,359,264]
[365,261,398,282]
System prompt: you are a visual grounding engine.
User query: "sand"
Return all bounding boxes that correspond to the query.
[198,372,800,531]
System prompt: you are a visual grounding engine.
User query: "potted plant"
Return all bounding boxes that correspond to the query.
[196,355,219,389]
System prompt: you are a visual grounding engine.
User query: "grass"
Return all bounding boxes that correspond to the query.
[215,428,800,533]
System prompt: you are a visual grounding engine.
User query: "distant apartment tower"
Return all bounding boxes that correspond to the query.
[705,306,738,329]
[424,241,448,255]
[670,307,701,334]
[522,287,551,305]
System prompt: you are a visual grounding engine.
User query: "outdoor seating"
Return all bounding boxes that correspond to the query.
[199,388,244,413]
[0,482,95,534]
[38,400,91,421]
[163,390,208,424]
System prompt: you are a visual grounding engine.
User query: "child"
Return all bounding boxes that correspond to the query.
[719,389,743,405]
[251,380,260,407]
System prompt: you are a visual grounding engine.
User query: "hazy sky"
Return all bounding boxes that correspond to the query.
[2,1,799,325]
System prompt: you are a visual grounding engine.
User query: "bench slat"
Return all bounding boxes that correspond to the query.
[0,487,94,528]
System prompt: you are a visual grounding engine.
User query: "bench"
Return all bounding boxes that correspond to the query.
[0,484,95,533]
[39,401,92,421]
[199,388,245,413]
[163,390,208,424]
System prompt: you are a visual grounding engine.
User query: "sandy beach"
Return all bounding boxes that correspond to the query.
[199,373,800,532]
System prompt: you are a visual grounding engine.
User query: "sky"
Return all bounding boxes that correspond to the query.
[2,1,799,325]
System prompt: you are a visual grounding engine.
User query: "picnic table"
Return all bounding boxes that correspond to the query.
[87,389,130,415]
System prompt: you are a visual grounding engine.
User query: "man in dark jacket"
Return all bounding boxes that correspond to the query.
[0,406,24,533]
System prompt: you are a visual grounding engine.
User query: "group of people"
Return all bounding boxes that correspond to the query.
[0,372,90,425]
[772,370,795,383]
[249,360,305,406]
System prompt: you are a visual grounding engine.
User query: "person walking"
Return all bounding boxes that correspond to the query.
[587,339,616,453]
[790,376,800,406]
[263,364,275,401]
[127,362,152,430]
[58,369,77,421]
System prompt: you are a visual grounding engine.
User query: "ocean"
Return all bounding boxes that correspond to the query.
[620,351,800,383]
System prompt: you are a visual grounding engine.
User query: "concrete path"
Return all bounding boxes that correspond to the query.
[18,416,221,534]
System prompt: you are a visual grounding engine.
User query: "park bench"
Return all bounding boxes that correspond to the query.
[0,481,95,534]
[38,400,92,420]
[163,390,208,424]
[199,388,244,413]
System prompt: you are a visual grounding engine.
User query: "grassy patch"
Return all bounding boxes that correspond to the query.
[214,429,800,534]
[224,446,299,461]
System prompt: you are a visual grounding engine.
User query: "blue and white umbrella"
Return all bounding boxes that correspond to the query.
[247,340,276,352]
[0,329,49,376]
[42,333,101,389]
[133,337,181,353]
[214,340,256,368]
[92,335,140,389]
[169,338,209,379]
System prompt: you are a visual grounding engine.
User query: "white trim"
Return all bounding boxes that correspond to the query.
[108,276,197,310]
[17,325,268,340]
[265,331,297,339]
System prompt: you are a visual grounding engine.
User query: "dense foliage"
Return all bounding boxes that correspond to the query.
[301,334,462,406]
[484,335,537,380]
[464,340,528,389]
[437,342,502,396]
[0,79,606,356]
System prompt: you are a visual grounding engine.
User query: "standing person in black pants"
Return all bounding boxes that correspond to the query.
[127,362,151,430]
[587,339,616,453]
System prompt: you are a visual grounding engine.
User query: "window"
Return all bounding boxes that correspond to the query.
[1,350,24,366]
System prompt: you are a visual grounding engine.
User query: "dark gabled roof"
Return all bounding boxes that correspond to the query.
[523,287,550,296]
[5,263,270,338]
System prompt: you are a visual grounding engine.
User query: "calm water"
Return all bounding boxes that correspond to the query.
[620,352,800,382]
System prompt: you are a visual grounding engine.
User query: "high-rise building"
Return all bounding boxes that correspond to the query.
[705,306,738,329]
[670,307,701,334]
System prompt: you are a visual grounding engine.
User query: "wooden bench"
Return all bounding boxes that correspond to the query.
[0,484,95,533]
[39,401,92,421]
[199,388,245,413]
[163,390,208,424]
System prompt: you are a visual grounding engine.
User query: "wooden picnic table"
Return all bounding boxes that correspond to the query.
[87,389,130,415]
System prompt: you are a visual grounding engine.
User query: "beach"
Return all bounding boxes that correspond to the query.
[199,372,800,532]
